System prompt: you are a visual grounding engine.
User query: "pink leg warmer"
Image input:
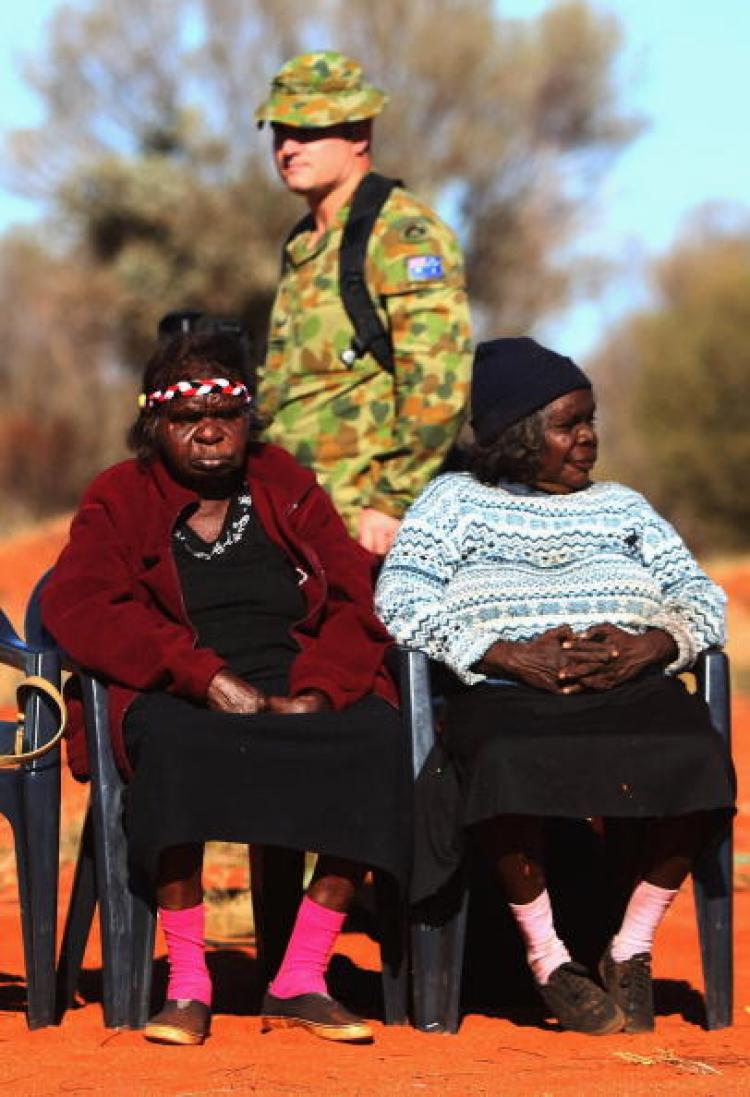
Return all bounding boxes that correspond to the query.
[159,903,212,1007]
[611,880,678,962]
[268,895,347,999]
[509,889,571,986]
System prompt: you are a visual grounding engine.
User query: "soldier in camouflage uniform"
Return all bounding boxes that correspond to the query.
[256,51,472,554]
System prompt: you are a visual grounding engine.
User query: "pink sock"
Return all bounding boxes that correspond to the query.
[159,903,212,1007]
[509,889,571,986]
[611,880,678,962]
[268,895,347,999]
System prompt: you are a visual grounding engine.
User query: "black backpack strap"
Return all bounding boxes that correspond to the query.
[340,172,402,374]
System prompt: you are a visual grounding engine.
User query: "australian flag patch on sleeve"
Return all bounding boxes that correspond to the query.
[406,254,444,281]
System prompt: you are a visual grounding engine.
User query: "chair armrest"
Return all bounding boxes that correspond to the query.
[0,608,21,646]
[0,608,58,675]
[0,609,27,671]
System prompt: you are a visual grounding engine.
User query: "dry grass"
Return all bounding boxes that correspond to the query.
[613,1048,720,1075]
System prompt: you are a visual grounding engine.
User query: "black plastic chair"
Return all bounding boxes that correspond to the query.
[57,669,408,1029]
[0,577,62,1028]
[402,648,734,1033]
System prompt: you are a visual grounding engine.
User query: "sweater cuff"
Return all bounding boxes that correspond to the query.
[649,613,697,674]
[445,629,501,685]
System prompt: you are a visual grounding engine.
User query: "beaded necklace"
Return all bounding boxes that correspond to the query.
[173,493,253,560]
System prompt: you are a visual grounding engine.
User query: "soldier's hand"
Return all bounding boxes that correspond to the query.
[358,508,401,556]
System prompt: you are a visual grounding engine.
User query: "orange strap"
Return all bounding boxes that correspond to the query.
[0,676,66,767]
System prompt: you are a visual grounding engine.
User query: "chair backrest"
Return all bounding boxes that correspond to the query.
[24,569,55,648]
[0,569,62,762]
[694,648,731,746]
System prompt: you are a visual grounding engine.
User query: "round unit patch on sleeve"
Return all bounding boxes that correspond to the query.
[400,220,429,242]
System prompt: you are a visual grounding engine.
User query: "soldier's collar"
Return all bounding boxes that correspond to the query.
[285,205,350,265]
[286,225,331,264]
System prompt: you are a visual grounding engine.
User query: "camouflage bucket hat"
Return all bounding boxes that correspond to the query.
[255,50,388,128]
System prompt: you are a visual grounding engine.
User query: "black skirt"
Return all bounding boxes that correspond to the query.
[413,671,735,902]
[123,692,411,888]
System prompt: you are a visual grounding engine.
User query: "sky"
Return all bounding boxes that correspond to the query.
[1,0,749,361]
[501,0,750,358]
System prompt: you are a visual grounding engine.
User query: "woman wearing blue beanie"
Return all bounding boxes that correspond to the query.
[377,337,734,1036]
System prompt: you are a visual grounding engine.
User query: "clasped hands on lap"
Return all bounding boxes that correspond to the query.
[478,624,678,694]
[205,669,332,715]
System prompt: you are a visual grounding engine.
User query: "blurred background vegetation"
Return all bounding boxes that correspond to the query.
[0,0,747,552]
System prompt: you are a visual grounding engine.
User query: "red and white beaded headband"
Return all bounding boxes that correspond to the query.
[138,377,252,410]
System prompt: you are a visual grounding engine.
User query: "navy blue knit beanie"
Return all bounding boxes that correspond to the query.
[471,337,591,445]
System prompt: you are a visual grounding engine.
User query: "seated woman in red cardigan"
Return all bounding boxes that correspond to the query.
[42,327,408,1047]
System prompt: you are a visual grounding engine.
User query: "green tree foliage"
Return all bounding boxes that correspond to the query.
[5,0,636,350]
[0,0,637,523]
[594,208,750,552]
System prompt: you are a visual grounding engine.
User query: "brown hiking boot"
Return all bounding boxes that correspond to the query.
[537,961,625,1035]
[599,943,654,1033]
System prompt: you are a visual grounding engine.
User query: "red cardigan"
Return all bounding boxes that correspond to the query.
[41,444,398,780]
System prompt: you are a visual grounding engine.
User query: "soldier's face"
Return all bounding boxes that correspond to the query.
[272,123,369,199]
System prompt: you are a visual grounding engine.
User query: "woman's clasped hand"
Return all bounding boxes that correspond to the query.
[205,669,332,714]
[480,624,678,694]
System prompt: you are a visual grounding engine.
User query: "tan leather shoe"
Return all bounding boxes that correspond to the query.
[261,991,373,1043]
[143,999,211,1045]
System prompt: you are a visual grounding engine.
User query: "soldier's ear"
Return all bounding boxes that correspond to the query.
[348,119,372,155]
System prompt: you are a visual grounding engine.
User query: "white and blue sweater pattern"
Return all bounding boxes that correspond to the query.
[375,475,726,685]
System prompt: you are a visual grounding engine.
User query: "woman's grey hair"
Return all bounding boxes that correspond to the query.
[464,407,547,486]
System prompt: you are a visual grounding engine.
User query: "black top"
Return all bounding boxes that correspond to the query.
[124,493,412,892]
[173,493,305,690]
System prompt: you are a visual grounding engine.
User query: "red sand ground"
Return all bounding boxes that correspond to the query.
[0,523,748,1096]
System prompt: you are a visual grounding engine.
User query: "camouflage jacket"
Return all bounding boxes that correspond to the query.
[258,178,472,534]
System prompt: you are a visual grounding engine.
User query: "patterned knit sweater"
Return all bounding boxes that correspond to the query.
[375,474,726,685]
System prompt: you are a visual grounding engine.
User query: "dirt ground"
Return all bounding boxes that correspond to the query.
[0,522,748,1096]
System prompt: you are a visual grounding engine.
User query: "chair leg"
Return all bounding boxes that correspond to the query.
[693,648,733,1030]
[56,811,98,1020]
[91,785,141,1029]
[411,882,469,1034]
[129,888,156,1028]
[250,846,305,991]
[373,871,408,1025]
[4,786,56,1030]
[9,803,39,1027]
[693,825,733,1029]
[23,763,60,1029]
[60,808,156,1030]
